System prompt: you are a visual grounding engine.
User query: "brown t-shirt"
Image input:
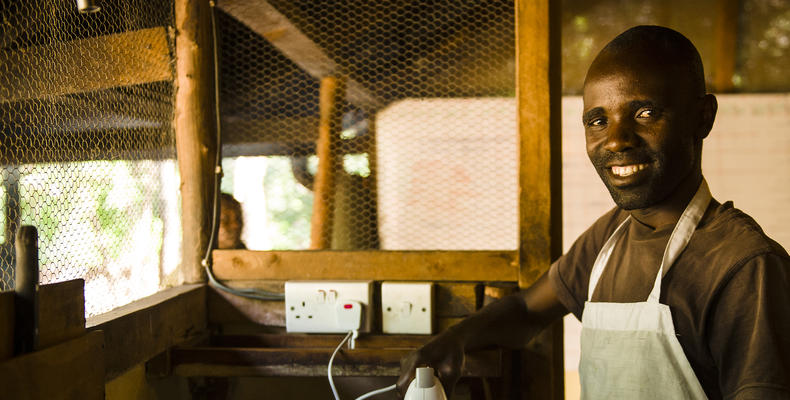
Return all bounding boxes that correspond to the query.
[549,200,790,399]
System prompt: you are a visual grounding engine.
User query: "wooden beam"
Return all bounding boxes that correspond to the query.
[0,280,86,362]
[87,284,207,381]
[0,330,104,400]
[516,0,562,287]
[38,279,85,350]
[175,0,218,284]
[516,1,564,399]
[170,346,501,378]
[0,27,171,103]
[310,76,345,249]
[212,250,518,281]
[216,0,383,110]
[713,0,741,92]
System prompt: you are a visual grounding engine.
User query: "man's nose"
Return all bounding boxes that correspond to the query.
[603,119,639,152]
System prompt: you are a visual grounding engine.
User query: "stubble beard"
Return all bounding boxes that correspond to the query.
[591,149,670,210]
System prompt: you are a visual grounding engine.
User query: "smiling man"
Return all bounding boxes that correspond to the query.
[398,26,790,399]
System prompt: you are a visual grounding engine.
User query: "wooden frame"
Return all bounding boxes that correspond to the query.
[713,0,741,92]
[87,284,207,381]
[199,1,563,397]
[0,331,105,400]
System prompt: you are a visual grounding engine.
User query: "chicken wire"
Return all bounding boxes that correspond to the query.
[216,0,519,251]
[0,0,180,317]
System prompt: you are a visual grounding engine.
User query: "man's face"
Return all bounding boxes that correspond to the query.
[582,64,701,210]
[218,203,243,249]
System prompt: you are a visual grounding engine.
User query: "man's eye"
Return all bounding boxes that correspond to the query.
[636,109,654,119]
[588,117,606,127]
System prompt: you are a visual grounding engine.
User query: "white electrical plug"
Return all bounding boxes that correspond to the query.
[285,281,372,333]
[335,300,362,331]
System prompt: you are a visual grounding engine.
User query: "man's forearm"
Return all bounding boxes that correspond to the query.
[446,293,541,352]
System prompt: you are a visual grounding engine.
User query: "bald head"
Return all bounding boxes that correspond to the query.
[585,26,706,97]
[581,25,718,212]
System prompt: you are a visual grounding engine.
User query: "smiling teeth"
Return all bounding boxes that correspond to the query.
[611,164,647,177]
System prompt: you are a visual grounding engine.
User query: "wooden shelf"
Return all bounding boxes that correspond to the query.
[168,334,502,378]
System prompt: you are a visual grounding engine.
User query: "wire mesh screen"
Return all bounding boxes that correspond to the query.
[216,0,518,251]
[0,0,180,316]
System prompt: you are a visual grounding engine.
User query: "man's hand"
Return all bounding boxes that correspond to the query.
[397,330,465,398]
[395,272,567,398]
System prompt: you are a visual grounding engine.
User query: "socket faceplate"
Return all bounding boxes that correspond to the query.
[285,281,373,333]
[381,282,433,334]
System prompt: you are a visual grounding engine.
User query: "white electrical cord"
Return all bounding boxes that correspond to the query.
[355,384,397,400]
[328,331,398,400]
[328,331,354,400]
[202,0,284,301]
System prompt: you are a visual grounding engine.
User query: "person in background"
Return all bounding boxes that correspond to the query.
[398,26,790,399]
[218,192,246,250]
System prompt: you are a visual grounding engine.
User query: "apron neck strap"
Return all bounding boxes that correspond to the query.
[587,179,712,303]
[646,179,712,302]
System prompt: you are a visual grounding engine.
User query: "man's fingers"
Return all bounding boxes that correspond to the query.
[396,369,416,398]
[397,353,419,398]
[436,368,459,398]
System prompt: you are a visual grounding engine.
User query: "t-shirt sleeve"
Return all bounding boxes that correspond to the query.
[707,252,790,399]
[549,207,626,320]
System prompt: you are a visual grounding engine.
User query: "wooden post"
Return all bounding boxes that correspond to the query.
[14,226,38,355]
[713,0,741,92]
[310,76,345,249]
[175,0,217,283]
[516,0,563,399]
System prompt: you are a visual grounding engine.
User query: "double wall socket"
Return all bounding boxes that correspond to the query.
[285,281,373,333]
[381,282,433,335]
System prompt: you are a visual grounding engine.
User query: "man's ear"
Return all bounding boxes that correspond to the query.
[698,93,718,139]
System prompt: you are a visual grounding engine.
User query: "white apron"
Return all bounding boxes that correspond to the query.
[579,181,712,399]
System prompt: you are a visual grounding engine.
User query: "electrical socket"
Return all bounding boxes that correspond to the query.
[381,282,433,335]
[285,281,373,333]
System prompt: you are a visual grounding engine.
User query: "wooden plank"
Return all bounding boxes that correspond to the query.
[0,280,86,362]
[713,0,740,92]
[87,284,207,381]
[516,1,564,399]
[217,0,383,110]
[0,330,104,400]
[0,27,171,103]
[435,282,480,317]
[38,279,85,350]
[170,346,501,378]
[516,0,562,287]
[310,76,345,249]
[212,250,519,281]
[0,291,13,361]
[175,0,218,284]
